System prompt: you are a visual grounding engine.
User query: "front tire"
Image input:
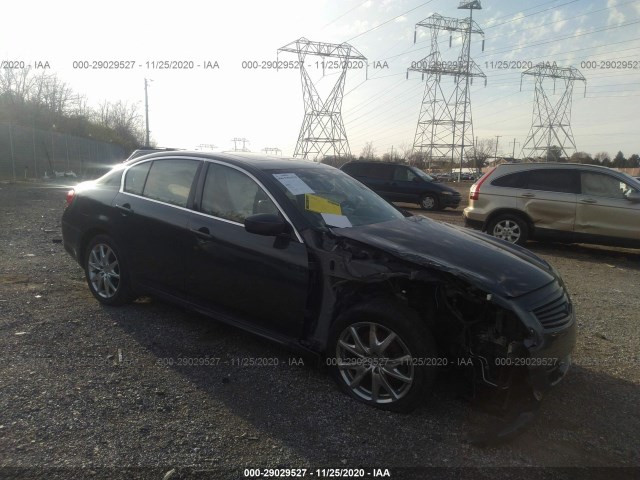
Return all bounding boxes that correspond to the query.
[84,234,133,306]
[488,214,529,245]
[420,194,438,211]
[327,300,437,413]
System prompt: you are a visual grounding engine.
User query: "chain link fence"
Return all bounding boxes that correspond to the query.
[0,123,127,180]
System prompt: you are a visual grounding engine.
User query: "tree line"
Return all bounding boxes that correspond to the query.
[0,68,145,152]
[322,140,640,172]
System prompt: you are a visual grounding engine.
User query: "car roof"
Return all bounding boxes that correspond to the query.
[126,150,329,171]
[494,162,616,173]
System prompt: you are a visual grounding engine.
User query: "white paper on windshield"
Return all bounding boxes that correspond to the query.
[321,213,352,228]
[272,173,314,195]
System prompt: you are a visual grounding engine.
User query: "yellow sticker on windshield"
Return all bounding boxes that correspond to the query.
[304,194,342,215]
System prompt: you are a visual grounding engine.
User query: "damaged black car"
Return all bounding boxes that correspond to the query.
[62,152,576,437]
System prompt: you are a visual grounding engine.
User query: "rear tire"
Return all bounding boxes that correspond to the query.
[327,299,437,413]
[487,214,529,246]
[84,234,133,306]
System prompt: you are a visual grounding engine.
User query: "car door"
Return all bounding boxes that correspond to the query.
[384,166,422,202]
[112,158,201,293]
[185,161,309,338]
[518,169,578,236]
[364,164,395,199]
[575,171,640,242]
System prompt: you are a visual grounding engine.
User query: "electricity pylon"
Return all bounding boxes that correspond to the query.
[520,64,586,160]
[262,147,282,156]
[408,1,485,173]
[278,38,366,161]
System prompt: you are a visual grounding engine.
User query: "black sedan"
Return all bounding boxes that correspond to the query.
[62,151,576,432]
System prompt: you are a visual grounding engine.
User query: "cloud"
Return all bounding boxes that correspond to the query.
[551,10,567,33]
[607,0,626,24]
[395,15,408,23]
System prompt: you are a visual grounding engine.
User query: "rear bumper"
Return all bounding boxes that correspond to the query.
[61,218,82,265]
[463,207,486,230]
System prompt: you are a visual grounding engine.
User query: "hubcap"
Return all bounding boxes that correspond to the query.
[493,220,521,243]
[88,243,120,298]
[421,196,435,209]
[336,322,414,404]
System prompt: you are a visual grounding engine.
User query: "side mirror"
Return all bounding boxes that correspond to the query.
[244,213,287,236]
[626,191,640,203]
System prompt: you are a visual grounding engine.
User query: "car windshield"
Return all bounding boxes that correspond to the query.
[267,166,404,229]
[411,168,434,181]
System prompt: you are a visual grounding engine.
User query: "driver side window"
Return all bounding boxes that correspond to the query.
[581,172,629,199]
[201,163,278,223]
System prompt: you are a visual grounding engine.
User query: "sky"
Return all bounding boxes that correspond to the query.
[2,0,639,159]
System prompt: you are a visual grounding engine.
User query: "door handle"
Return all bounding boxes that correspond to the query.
[190,227,214,240]
[116,203,133,215]
[580,198,597,204]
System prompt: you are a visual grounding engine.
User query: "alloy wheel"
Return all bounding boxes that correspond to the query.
[492,219,522,243]
[87,243,121,299]
[335,322,414,404]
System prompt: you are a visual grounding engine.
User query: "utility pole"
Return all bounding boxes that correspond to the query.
[494,135,501,161]
[510,138,520,159]
[144,78,151,147]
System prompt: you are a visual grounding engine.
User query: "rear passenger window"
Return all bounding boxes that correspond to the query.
[344,163,366,176]
[124,162,151,195]
[368,164,393,180]
[492,172,526,188]
[525,169,578,194]
[142,159,200,207]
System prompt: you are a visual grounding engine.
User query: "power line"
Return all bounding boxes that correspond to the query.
[345,1,436,42]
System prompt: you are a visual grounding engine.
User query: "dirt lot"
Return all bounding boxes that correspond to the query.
[0,180,638,480]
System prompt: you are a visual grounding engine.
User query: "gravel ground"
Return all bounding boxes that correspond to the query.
[0,180,638,480]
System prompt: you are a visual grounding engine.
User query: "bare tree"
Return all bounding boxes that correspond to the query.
[41,76,73,115]
[399,142,413,162]
[0,68,36,104]
[360,141,377,160]
[466,138,496,172]
[594,151,611,167]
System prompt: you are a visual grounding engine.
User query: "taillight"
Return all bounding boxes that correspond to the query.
[65,189,76,207]
[469,168,495,201]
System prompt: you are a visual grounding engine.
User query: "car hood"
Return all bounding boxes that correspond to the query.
[332,216,555,299]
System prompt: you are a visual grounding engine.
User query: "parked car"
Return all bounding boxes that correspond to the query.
[340,161,460,211]
[62,152,575,425]
[464,163,640,247]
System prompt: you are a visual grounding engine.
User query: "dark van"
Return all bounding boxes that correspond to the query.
[340,161,461,211]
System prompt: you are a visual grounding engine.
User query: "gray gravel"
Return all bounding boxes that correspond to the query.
[0,181,638,480]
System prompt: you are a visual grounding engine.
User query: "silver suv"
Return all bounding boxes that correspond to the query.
[463,163,640,247]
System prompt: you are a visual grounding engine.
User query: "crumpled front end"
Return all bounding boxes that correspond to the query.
[303,222,577,443]
[435,274,576,393]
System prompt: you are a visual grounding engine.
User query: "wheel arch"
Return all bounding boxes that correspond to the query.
[78,228,110,265]
[326,277,440,352]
